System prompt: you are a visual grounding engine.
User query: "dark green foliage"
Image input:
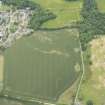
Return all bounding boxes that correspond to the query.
[86,100,94,105]
[79,0,105,50]
[1,0,40,10]
[28,10,56,30]
[81,0,98,17]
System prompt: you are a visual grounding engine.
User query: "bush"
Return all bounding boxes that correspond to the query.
[86,100,94,105]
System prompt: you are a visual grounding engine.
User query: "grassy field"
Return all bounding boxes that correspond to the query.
[0,5,10,11]
[30,0,82,28]
[96,0,105,13]
[79,36,105,105]
[3,29,82,102]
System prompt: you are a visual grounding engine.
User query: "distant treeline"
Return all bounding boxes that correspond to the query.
[1,0,40,9]
[1,0,56,30]
[78,0,105,50]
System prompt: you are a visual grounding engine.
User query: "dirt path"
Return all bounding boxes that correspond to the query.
[74,38,85,104]
[0,55,4,81]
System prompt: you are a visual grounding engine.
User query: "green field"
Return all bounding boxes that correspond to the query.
[3,29,82,102]
[96,0,105,13]
[79,37,105,105]
[30,0,82,28]
[0,5,10,11]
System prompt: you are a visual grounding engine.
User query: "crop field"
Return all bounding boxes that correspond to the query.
[79,36,105,105]
[3,29,82,102]
[96,0,105,13]
[30,0,82,28]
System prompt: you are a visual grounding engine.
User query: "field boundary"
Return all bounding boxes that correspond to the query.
[74,38,85,104]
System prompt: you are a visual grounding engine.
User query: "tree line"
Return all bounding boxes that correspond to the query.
[78,0,105,50]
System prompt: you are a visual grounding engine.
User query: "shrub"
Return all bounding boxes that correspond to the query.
[86,100,94,105]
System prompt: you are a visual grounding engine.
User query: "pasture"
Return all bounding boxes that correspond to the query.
[79,36,105,105]
[0,5,10,11]
[3,29,82,102]
[96,0,105,13]
[30,0,82,28]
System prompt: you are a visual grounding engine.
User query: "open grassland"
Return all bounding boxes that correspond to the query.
[79,36,105,105]
[96,0,105,13]
[30,0,82,28]
[3,29,82,102]
[0,5,10,11]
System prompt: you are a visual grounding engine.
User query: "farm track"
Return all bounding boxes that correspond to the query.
[74,39,85,104]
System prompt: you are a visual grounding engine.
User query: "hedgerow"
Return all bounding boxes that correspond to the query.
[28,10,56,30]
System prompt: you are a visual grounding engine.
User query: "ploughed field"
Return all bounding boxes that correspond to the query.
[3,29,82,102]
